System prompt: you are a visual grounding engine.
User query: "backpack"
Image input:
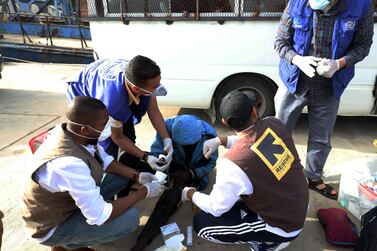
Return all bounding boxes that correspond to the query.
[355,206,377,251]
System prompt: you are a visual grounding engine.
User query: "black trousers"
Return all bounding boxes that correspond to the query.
[193,201,297,245]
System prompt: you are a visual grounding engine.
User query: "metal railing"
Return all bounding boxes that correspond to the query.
[86,0,377,22]
[0,0,90,47]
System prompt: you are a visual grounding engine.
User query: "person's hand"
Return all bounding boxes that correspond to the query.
[163,138,174,163]
[203,137,221,159]
[316,58,340,78]
[138,172,158,185]
[171,169,194,186]
[143,182,166,198]
[181,187,196,202]
[292,55,321,78]
[147,155,169,172]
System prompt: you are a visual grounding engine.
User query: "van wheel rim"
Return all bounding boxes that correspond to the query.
[237,87,267,118]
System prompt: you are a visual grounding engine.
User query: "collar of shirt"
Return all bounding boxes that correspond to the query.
[124,78,140,105]
[82,144,97,156]
[306,0,344,16]
[320,0,344,16]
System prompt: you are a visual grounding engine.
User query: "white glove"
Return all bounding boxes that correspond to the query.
[143,182,166,198]
[316,58,340,78]
[138,172,158,185]
[203,137,221,159]
[163,138,174,164]
[181,187,196,202]
[147,155,169,172]
[292,55,321,78]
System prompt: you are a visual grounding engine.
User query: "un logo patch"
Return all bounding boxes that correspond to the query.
[345,20,356,31]
[99,60,128,81]
[251,128,294,181]
[293,17,303,29]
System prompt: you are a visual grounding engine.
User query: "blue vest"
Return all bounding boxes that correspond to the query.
[279,0,371,99]
[66,59,151,148]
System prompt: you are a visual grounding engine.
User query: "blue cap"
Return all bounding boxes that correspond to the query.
[171,115,202,145]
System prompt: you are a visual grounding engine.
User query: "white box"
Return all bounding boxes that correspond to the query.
[337,158,377,220]
[160,222,181,242]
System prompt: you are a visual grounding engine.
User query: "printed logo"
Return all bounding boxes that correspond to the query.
[240,209,247,219]
[251,128,294,181]
[345,20,356,31]
[99,60,128,81]
[293,17,303,29]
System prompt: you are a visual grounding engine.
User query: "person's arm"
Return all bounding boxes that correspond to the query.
[341,3,374,68]
[274,1,297,63]
[108,186,147,221]
[192,147,218,180]
[37,157,114,225]
[111,126,145,159]
[147,97,170,140]
[203,135,239,159]
[106,160,139,180]
[185,158,253,217]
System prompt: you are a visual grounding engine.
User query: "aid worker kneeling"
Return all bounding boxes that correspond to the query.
[22,97,165,251]
[181,90,309,251]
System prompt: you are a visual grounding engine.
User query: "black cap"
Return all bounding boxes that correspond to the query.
[219,90,257,130]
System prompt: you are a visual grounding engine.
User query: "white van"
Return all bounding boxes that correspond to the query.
[86,0,377,119]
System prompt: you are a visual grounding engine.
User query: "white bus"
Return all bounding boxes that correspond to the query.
[86,0,377,119]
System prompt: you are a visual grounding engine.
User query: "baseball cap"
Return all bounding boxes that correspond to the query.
[219,90,257,130]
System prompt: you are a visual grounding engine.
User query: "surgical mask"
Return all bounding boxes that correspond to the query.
[98,121,112,142]
[125,76,167,96]
[66,120,105,145]
[308,0,331,10]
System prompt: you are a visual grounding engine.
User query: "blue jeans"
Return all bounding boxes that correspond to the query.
[275,87,339,180]
[41,174,139,249]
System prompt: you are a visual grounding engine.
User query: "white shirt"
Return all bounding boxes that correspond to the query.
[34,144,115,242]
[192,156,302,238]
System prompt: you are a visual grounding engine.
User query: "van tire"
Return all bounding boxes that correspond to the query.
[214,74,277,120]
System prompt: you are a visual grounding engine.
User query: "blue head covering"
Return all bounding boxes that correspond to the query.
[171,115,203,145]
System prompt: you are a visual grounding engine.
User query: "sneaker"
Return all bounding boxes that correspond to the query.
[249,241,290,251]
[249,241,262,251]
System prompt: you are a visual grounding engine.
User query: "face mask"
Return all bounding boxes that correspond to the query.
[308,0,331,10]
[126,77,168,96]
[67,120,105,145]
[98,121,112,142]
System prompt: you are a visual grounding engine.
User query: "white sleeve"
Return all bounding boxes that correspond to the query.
[108,116,123,128]
[37,157,113,226]
[226,135,239,148]
[192,158,253,217]
[97,145,115,170]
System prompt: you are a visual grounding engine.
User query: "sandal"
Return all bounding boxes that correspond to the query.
[308,178,338,200]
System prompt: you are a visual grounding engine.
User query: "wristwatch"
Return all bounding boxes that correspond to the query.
[140,152,149,163]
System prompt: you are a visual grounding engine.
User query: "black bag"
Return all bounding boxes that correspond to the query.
[355,206,377,251]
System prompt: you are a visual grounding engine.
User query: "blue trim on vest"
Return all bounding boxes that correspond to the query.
[279,0,371,99]
[66,59,151,149]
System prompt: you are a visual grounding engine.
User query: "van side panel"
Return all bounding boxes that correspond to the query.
[90,21,377,116]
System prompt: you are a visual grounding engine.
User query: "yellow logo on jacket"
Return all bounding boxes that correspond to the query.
[251,127,294,181]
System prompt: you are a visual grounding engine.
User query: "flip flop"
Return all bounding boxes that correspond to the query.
[308,178,338,200]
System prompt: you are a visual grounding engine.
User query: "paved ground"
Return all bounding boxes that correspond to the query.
[0,62,376,251]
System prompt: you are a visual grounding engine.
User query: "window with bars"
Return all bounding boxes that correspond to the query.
[87,0,377,21]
